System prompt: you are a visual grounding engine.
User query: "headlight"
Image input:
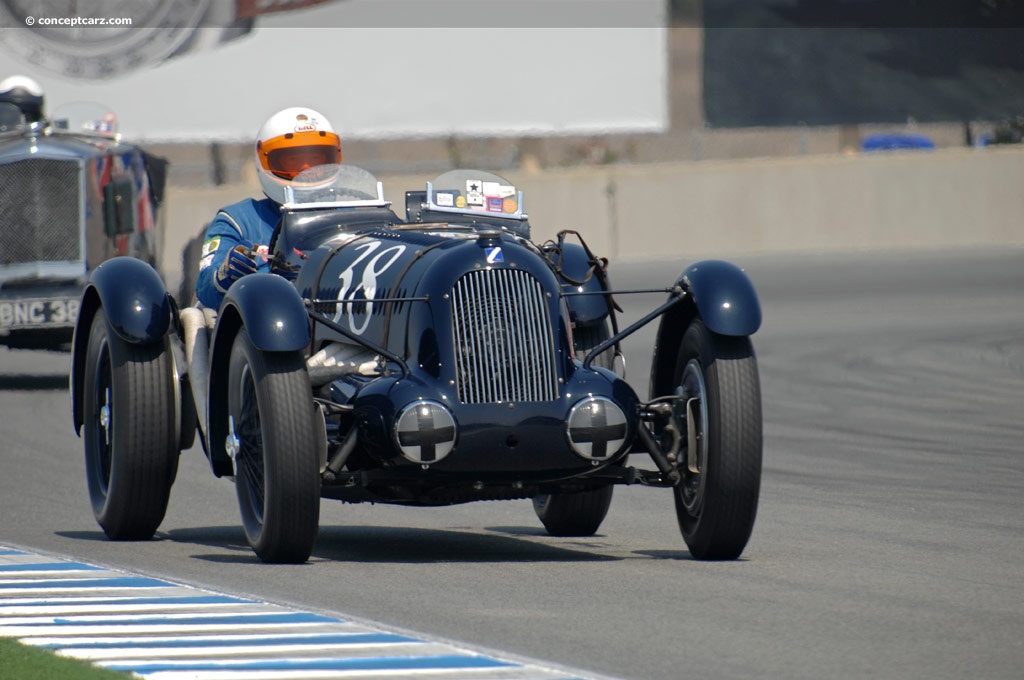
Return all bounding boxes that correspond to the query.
[394,400,457,464]
[566,396,628,461]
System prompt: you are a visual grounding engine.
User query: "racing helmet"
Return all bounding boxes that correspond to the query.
[255,106,342,204]
[0,75,44,123]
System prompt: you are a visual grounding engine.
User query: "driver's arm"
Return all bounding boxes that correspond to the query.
[196,214,249,309]
[195,199,280,309]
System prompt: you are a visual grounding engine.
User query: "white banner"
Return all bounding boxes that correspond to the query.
[0,0,667,141]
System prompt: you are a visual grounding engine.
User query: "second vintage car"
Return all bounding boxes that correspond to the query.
[0,98,167,351]
[69,165,762,563]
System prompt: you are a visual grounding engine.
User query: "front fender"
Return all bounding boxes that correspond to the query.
[85,257,173,343]
[682,260,761,337]
[648,260,760,399]
[215,273,310,352]
[70,257,172,435]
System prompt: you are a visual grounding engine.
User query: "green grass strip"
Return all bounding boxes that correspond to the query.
[0,637,130,679]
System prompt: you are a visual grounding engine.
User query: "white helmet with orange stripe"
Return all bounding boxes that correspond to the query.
[254,106,342,203]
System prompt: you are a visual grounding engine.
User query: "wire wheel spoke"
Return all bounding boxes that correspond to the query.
[81,307,178,540]
[227,328,320,563]
[677,358,708,514]
[670,320,762,560]
[236,373,266,521]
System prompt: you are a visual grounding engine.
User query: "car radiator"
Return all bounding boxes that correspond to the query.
[0,158,81,266]
[451,268,559,404]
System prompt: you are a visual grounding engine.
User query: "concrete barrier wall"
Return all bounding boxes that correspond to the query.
[506,146,1024,259]
[161,145,1024,290]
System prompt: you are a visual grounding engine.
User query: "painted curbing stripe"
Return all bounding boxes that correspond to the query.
[0,576,172,590]
[140,670,577,680]
[60,640,441,662]
[98,653,514,673]
[0,547,598,680]
[0,589,239,604]
[0,621,346,637]
[0,562,105,572]
[3,611,336,626]
[30,631,417,649]
[20,628,382,647]
[0,596,252,615]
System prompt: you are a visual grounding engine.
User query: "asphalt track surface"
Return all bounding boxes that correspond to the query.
[1,247,1022,679]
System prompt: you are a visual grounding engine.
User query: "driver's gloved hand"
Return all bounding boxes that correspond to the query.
[215,242,258,291]
[270,256,300,282]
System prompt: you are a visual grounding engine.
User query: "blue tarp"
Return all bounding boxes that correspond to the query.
[861,133,935,151]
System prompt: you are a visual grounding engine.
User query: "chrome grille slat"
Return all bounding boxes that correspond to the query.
[0,159,81,265]
[497,269,516,401]
[452,269,559,404]
[525,278,545,400]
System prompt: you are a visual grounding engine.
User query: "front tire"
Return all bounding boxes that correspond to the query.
[672,319,762,560]
[227,329,320,563]
[82,307,179,540]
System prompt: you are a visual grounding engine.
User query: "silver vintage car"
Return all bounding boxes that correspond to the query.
[0,97,166,351]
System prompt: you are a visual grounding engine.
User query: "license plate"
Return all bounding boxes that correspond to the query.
[0,298,80,329]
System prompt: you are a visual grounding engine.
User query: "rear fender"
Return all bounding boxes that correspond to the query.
[205,273,310,476]
[649,260,760,399]
[70,257,173,435]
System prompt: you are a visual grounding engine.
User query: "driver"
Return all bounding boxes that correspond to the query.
[195,106,342,309]
[0,74,45,123]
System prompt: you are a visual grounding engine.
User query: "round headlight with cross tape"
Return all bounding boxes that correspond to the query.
[394,400,457,464]
[566,396,628,461]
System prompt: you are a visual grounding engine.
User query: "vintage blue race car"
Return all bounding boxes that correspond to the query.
[69,165,763,563]
[0,101,166,351]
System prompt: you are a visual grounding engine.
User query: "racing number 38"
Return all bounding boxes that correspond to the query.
[332,240,406,334]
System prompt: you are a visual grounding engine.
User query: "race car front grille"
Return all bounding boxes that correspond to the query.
[0,158,82,266]
[451,268,559,404]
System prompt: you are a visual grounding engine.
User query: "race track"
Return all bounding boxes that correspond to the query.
[1,247,1022,680]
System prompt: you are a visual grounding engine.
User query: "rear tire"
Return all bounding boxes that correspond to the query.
[672,319,762,560]
[573,321,614,370]
[533,487,614,537]
[227,329,320,563]
[533,320,617,537]
[82,308,179,540]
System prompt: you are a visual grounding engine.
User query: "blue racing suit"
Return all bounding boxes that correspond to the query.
[195,197,281,309]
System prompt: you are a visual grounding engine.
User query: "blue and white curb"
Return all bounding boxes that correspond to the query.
[0,547,593,679]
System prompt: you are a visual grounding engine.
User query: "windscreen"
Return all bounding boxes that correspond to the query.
[426,169,524,219]
[283,164,386,207]
[51,102,119,136]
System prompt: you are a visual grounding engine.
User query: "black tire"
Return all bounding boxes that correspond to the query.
[533,320,616,537]
[672,319,762,560]
[533,487,614,537]
[82,307,179,540]
[227,329,320,563]
[574,321,615,370]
